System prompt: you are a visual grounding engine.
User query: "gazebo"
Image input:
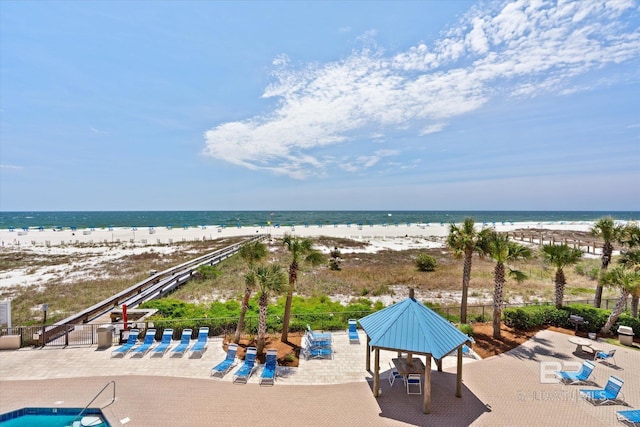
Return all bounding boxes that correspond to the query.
[358,289,472,414]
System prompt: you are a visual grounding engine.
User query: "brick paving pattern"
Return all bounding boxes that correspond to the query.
[1,330,638,426]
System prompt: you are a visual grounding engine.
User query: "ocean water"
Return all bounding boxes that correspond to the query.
[0,211,637,230]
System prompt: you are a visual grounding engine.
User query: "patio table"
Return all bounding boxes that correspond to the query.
[392,357,426,377]
[568,337,596,354]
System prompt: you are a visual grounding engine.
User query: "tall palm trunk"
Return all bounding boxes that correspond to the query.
[631,296,639,318]
[594,241,614,308]
[280,261,298,342]
[460,248,473,324]
[257,293,269,354]
[234,288,252,343]
[493,262,506,339]
[554,267,566,309]
[601,288,630,334]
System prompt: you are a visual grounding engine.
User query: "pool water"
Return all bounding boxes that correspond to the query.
[0,408,110,427]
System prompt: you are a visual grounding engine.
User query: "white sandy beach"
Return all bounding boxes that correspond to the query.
[0,221,607,292]
[0,220,597,249]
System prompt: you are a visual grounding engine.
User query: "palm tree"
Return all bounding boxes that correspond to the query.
[591,217,624,307]
[233,240,268,343]
[446,218,491,324]
[541,244,583,309]
[254,264,287,354]
[620,223,640,317]
[600,265,640,334]
[619,249,640,317]
[280,234,324,342]
[483,232,532,339]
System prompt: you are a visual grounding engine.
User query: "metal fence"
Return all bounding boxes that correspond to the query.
[0,311,373,349]
[431,298,627,322]
[0,298,628,349]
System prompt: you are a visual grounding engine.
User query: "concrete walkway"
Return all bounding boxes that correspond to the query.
[1,330,638,426]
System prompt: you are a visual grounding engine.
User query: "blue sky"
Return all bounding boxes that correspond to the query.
[1,0,639,211]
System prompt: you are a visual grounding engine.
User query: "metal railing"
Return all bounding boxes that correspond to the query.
[8,235,267,347]
[72,380,116,425]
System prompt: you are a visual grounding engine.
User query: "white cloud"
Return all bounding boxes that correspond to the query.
[0,164,24,170]
[419,123,447,136]
[204,0,640,179]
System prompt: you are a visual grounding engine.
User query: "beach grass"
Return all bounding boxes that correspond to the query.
[0,236,619,326]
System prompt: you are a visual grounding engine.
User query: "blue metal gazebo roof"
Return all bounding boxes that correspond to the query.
[358,296,471,360]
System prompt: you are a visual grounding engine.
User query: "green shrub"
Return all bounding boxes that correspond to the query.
[195,265,221,280]
[458,323,474,337]
[616,314,640,337]
[574,261,600,280]
[564,303,610,333]
[503,303,612,332]
[415,254,437,272]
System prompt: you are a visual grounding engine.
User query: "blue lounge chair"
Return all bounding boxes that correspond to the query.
[111,329,139,358]
[301,336,333,360]
[306,331,332,349]
[259,348,278,386]
[580,375,625,405]
[617,409,640,426]
[233,347,257,384]
[348,319,359,344]
[129,329,156,357]
[171,329,192,357]
[556,360,596,385]
[211,344,238,378]
[306,324,332,341]
[189,327,209,357]
[151,329,173,357]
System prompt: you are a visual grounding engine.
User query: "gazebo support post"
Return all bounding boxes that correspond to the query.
[424,353,432,414]
[373,348,380,397]
[456,347,463,397]
[366,336,371,371]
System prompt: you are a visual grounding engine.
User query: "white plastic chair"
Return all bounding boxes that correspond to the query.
[388,362,403,387]
[406,374,422,395]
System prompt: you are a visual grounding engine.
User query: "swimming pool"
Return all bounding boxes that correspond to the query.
[0,407,110,427]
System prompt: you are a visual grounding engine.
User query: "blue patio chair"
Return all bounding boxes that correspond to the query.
[594,349,617,366]
[617,409,640,426]
[211,344,238,378]
[555,360,596,385]
[406,374,422,395]
[388,362,404,387]
[151,329,173,357]
[233,347,258,384]
[111,329,139,358]
[129,329,156,357]
[259,348,278,386]
[189,327,209,357]
[348,319,359,344]
[171,329,193,357]
[580,375,625,405]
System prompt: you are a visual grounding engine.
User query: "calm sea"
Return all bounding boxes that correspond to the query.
[0,211,638,230]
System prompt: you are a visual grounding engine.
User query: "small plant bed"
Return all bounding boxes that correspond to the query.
[471,322,541,359]
[223,333,303,367]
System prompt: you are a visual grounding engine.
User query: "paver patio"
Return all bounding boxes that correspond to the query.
[0,330,638,426]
